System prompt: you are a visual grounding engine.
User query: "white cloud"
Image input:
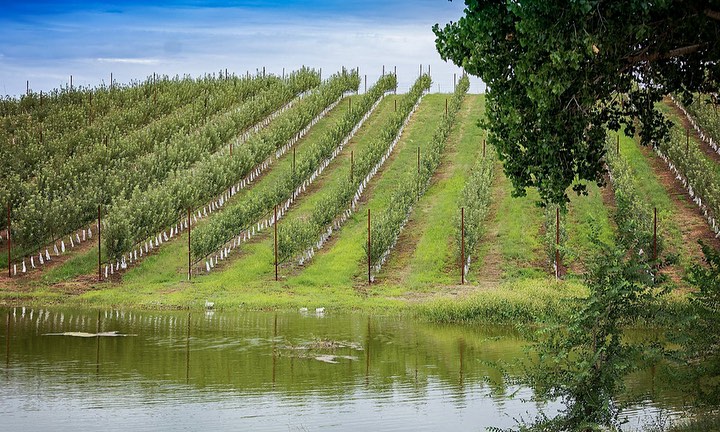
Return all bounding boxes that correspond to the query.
[96,57,161,65]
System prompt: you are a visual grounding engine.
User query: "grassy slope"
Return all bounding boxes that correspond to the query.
[379,95,485,288]
[283,94,448,296]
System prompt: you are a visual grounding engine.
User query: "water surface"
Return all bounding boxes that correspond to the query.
[0,308,683,431]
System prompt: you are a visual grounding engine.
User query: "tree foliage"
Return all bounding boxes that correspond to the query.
[434,0,720,205]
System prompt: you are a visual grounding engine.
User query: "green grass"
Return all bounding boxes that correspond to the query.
[564,182,616,273]
[615,130,703,271]
[380,95,485,287]
[286,94,448,289]
[478,165,546,280]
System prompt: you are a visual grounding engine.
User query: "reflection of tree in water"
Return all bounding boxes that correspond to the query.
[0,308,688,412]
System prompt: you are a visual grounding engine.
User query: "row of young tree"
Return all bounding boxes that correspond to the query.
[3,69,321,262]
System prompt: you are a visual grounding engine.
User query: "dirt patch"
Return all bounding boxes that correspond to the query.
[664,98,720,166]
[637,142,720,282]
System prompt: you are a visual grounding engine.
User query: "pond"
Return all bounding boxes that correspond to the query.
[0,307,685,431]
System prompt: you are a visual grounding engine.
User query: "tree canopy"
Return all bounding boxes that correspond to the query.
[434,0,720,205]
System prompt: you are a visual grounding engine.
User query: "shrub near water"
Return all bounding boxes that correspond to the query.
[418,279,586,324]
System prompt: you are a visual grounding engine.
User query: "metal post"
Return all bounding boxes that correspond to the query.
[6,203,10,278]
[70,75,73,90]
[367,208,371,285]
[394,66,397,94]
[653,207,657,262]
[461,207,465,284]
[555,207,560,279]
[454,73,456,92]
[274,205,278,281]
[382,65,385,76]
[97,206,101,281]
[364,75,367,94]
[110,73,113,89]
[419,64,422,77]
[263,67,266,78]
[26,81,29,96]
[319,68,322,81]
[188,208,192,281]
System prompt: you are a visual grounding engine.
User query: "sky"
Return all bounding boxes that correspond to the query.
[0,0,484,97]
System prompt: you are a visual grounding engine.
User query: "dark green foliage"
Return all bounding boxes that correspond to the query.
[675,241,720,407]
[434,0,720,206]
[504,233,663,431]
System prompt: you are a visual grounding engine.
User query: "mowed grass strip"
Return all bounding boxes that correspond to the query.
[564,182,616,275]
[474,164,545,281]
[379,95,485,289]
[185,96,398,288]
[285,94,447,292]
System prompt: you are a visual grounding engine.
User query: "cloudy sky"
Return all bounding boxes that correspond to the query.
[0,0,484,97]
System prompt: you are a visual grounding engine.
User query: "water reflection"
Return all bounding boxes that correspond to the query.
[0,308,683,431]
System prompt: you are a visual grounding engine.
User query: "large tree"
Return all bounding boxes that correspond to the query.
[434,0,720,205]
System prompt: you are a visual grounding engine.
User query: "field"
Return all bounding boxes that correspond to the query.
[2,68,720,321]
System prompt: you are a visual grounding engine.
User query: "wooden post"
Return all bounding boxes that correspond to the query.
[394,66,397,94]
[417,147,420,199]
[26,80,29,96]
[461,207,465,284]
[274,205,278,281]
[367,208,371,285]
[230,140,233,157]
[188,208,192,281]
[364,75,367,94]
[555,207,560,279]
[653,207,657,262]
[445,98,448,117]
[616,134,620,154]
[394,99,397,112]
[292,147,296,175]
[263,67,266,78]
[454,73,456,92]
[686,128,690,155]
[483,138,486,158]
[97,206,101,281]
[110,73,113,89]
[350,151,354,183]
[428,64,430,77]
[70,75,73,90]
[6,203,10,278]
[349,97,351,113]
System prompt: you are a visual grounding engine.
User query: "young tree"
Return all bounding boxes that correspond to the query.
[434,0,720,205]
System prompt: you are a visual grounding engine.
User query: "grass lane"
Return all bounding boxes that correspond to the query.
[284,94,447,294]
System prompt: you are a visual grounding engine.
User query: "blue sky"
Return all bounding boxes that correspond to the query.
[0,0,484,96]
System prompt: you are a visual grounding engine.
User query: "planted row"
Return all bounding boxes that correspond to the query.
[8,69,319,257]
[656,122,720,237]
[454,133,495,279]
[277,74,432,264]
[604,135,657,254]
[365,75,470,275]
[192,73,397,260]
[105,69,358,260]
[1,73,229,186]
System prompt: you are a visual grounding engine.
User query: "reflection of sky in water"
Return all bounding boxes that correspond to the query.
[0,308,682,431]
[0,1,484,97]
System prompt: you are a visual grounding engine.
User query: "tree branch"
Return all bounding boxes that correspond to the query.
[705,9,720,21]
[625,43,704,64]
